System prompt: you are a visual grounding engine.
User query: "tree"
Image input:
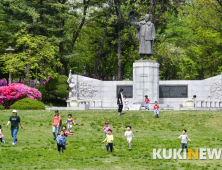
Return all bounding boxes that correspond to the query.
[0,27,61,85]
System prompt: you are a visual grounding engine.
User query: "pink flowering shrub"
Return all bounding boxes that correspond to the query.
[43,77,50,86]
[0,83,42,108]
[0,78,7,86]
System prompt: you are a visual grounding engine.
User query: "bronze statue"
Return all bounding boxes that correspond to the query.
[129,10,156,60]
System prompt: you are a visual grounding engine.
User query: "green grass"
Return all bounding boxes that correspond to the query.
[0,110,222,170]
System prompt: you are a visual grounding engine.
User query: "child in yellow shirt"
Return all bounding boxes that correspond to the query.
[102,129,113,153]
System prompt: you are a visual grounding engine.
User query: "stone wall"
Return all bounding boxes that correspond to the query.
[159,73,222,107]
[73,71,222,109]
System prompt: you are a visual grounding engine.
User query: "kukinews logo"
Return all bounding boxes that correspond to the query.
[153,148,222,160]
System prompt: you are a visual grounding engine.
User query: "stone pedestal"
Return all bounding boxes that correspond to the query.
[133,60,159,105]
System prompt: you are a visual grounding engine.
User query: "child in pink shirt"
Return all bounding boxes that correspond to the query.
[144,95,150,110]
[0,125,5,144]
[153,101,160,118]
[102,122,111,138]
[61,126,73,139]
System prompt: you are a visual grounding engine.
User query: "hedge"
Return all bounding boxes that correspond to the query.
[0,105,5,110]
[10,98,45,110]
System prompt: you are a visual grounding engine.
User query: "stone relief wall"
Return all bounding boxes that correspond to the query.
[209,81,222,100]
[67,71,98,100]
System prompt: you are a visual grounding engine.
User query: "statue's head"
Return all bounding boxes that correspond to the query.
[145,14,150,22]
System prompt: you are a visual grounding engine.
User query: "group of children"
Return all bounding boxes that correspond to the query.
[102,122,135,152]
[0,107,191,155]
[101,122,191,153]
[123,95,160,118]
[53,112,75,154]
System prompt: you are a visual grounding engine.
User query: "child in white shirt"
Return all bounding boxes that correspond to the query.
[124,125,135,150]
[123,95,129,111]
[178,129,191,152]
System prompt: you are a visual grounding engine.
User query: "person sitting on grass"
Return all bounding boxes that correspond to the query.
[124,125,135,150]
[102,129,113,153]
[56,130,66,154]
[153,101,160,118]
[178,129,191,152]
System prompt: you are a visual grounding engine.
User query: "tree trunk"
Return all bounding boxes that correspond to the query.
[94,0,113,78]
[39,59,44,87]
[26,62,30,85]
[115,0,137,50]
[116,5,121,81]
[59,61,68,75]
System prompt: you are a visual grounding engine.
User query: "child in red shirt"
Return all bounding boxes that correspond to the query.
[153,101,160,118]
[144,95,150,110]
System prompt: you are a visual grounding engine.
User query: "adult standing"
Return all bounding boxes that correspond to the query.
[7,110,23,145]
[117,88,124,116]
[52,110,61,140]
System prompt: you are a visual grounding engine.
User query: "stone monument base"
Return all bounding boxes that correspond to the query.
[133,60,159,104]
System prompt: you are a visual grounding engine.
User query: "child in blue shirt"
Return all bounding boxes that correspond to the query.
[56,130,66,154]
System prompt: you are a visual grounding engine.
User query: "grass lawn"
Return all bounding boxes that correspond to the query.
[0,110,222,170]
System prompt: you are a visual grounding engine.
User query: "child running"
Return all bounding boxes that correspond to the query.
[153,101,160,118]
[65,114,75,133]
[144,95,150,110]
[102,122,111,138]
[178,129,191,152]
[56,130,66,154]
[102,129,113,153]
[123,95,129,111]
[62,126,73,139]
[124,125,135,150]
[0,125,5,144]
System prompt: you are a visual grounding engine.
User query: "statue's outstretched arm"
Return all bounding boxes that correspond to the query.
[131,19,140,29]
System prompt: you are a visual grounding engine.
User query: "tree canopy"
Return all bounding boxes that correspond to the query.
[0,0,221,81]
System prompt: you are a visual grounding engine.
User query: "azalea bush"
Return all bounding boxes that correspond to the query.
[0,78,7,86]
[0,83,42,108]
[43,77,50,86]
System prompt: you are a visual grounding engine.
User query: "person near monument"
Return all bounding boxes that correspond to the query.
[153,101,160,118]
[52,110,61,141]
[117,88,124,116]
[7,110,23,145]
[130,13,156,60]
[144,95,150,110]
[102,122,111,138]
[123,95,129,111]
[192,95,196,107]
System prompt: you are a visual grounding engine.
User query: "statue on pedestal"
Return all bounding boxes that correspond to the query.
[67,70,77,100]
[128,10,156,60]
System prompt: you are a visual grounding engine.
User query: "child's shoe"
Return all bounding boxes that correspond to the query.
[2,140,5,144]
[129,147,131,150]
[12,142,15,145]
[58,151,60,154]
[15,140,18,144]
[62,149,64,153]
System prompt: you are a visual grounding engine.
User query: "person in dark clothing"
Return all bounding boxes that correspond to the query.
[117,88,124,116]
[7,110,23,145]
